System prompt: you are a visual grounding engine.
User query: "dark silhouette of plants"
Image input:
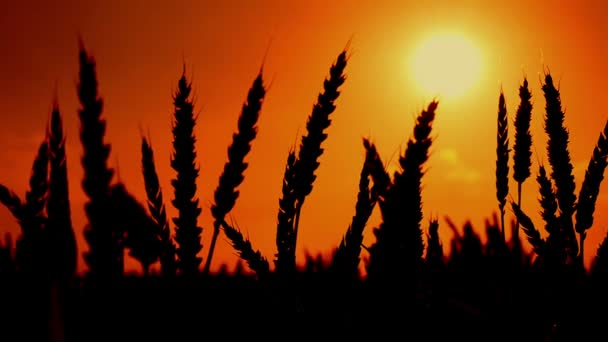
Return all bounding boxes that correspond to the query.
[141,135,176,276]
[512,77,533,240]
[170,69,203,276]
[205,69,266,275]
[496,88,509,241]
[5,39,608,342]
[109,183,162,275]
[78,41,121,279]
[366,100,438,281]
[46,102,77,281]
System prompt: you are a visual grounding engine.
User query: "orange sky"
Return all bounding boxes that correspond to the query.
[1,0,608,274]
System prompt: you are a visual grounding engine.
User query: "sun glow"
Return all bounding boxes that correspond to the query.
[410,32,483,100]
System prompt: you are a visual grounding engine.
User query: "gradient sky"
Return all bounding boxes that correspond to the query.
[1,0,608,274]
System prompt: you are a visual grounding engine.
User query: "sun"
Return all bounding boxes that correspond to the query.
[409,32,483,100]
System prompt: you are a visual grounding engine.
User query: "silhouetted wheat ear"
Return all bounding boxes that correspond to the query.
[513,77,533,240]
[366,100,438,280]
[425,217,443,267]
[77,41,121,278]
[221,221,269,277]
[170,68,203,276]
[275,150,297,274]
[290,49,349,267]
[511,201,545,256]
[293,49,348,202]
[331,138,377,278]
[109,183,162,276]
[513,78,533,184]
[141,135,176,277]
[205,70,266,275]
[575,120,608,263]
[46,102,77,280]
[496,89,510,240]
[394,100,438,249]
[542,72,578,260]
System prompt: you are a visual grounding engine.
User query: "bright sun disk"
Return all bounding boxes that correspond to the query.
[410,32,483,99]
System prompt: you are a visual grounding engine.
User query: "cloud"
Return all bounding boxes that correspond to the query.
[436,148,481,184]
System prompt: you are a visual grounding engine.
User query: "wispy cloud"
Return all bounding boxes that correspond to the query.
[436,148,481,184]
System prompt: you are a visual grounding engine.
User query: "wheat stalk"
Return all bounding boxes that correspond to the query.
[496,88,510,242]
[205,70,266,275]
[290,49,349,270]
[77,40,121,278]
[542,72,578,262]
[513,77,533,240]
[170,68,203,276]
[46,102,77,280]
[367,100,438,279]
[275,150,298,274]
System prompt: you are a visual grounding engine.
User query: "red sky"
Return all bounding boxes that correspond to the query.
[1,0,608,274]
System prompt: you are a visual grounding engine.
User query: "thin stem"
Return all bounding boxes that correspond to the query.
[516,181,522,241]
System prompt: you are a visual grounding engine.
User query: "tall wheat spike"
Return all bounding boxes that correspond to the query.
[46,102,77,280]
[496,88,510,242]
[275,150,298,274]
[15,139,49,274]
[170,68,203,276]
[512,78,533,240]
[205,70,266,275]
[289,49,348,270]
[575,120,608,265]
[367,100,438,280]
[542,72,578,262]
[77,41,121,279]
[141,135,176,276]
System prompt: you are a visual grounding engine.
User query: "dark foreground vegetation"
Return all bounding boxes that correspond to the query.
[2,40,608,342]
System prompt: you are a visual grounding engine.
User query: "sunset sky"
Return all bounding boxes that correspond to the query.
[1,0,608,274]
